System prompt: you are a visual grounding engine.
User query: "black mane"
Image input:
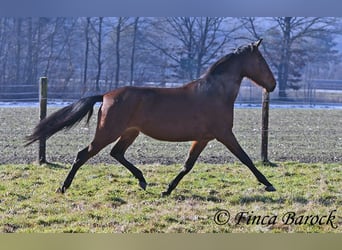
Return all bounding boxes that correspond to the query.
[205,43,254,76]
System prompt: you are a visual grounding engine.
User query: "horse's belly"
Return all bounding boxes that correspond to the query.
[126,89,225,141]
[141,129,210,142]
[138,116,215,142]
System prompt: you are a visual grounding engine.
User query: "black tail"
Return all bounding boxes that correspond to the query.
[25,95,103,146]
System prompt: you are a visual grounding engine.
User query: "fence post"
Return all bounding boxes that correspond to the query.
[39,77,48,164]
[261,89,270,164]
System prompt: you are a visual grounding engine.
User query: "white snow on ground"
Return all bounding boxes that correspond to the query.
[1,101,341,109]
[234,103,342,110]
[0,101,72,108]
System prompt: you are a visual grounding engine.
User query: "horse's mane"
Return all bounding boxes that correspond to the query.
[205,43,254,76]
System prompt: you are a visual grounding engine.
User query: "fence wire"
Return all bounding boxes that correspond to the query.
[0,105,341,165]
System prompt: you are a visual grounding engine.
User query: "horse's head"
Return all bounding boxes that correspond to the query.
[242,39,276,92]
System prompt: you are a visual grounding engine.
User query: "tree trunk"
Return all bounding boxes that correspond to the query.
[83,17,90,95]
[278,17,292,98]
[15,18,22,83]
[130,17,139,86]
[24,17,35,84]
[43,18,61,77]
[196,17,208,78]
[32,19,40,85]
[115,17,122,89]
[95,17,103,92]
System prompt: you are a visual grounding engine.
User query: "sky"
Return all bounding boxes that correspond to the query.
[1,0,342,16]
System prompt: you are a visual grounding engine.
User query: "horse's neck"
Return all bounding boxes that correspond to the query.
[196,66,243,102]
[187,56,249,104]
[192,78,240,106]
[221,74,243,103]
[217,58,245,102]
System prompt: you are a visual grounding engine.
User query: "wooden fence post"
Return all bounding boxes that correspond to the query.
[261,89,270,164]
[39,77,48,164]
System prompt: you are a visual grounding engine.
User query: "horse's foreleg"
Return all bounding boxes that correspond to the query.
[110,129,147,190]
[162,140,208,196]
[217,132,276,192]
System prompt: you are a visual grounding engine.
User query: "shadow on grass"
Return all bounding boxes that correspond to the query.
[261,161,279,167]
[42,162,68,169]
[232,195,286,205]
[318,196,338,206]
[292,196,309,204]
[110,197,127,208]
[173,194,223,203]
[232,194,310,205]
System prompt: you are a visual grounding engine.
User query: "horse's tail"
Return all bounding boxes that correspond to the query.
[25,95,103,146]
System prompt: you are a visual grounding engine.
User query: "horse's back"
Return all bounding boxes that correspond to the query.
[100,85,222,141]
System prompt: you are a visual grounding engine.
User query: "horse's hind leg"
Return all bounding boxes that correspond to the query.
[57,140,107,193]
[162,140,208,196]
[57,124,122,193]
[217,132,276,191]
[110,129,147,190]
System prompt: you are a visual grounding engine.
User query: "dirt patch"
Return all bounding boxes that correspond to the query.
[0,107,341,165]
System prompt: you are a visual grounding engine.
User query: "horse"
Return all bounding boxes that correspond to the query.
[26,39,276,196]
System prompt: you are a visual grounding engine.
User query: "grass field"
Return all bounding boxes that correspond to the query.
[0,107,341,232]
[0,162,341,232]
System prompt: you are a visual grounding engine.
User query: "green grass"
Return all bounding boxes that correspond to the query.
[0,107,341,232]
[1,162,341,232]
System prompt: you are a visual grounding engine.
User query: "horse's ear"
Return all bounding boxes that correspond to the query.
[254,38,263,48]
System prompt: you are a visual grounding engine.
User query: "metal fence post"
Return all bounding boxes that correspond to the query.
[261,89,270,164]
[39,77,48,164]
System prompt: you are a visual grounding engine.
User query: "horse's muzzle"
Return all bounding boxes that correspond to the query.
[267,83,276,92]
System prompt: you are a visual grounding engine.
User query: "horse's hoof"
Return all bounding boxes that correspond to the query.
[161,191,170,197]
[56,186,66,194]
[265,186,276,192]
[139,181,147,190]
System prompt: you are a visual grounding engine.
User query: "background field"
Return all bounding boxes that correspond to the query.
[0,107,341,232]
[1,107,341,164]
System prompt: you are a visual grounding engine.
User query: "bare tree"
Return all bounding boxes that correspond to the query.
[27,18,39,85]
[148,17,237,81]
[95,17,104,92]
[2,17,340,103]
[83,17,91,95]
[242,17,340,98]
[89,17,104,92]
[130,17,139,86]
[114,17,122,89]
[15,18,22,83]
[0,18,10,86]
[43,18,67,76]
[113,17,129,89]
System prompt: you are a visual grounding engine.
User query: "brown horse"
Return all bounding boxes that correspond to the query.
[26,39,276,196]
